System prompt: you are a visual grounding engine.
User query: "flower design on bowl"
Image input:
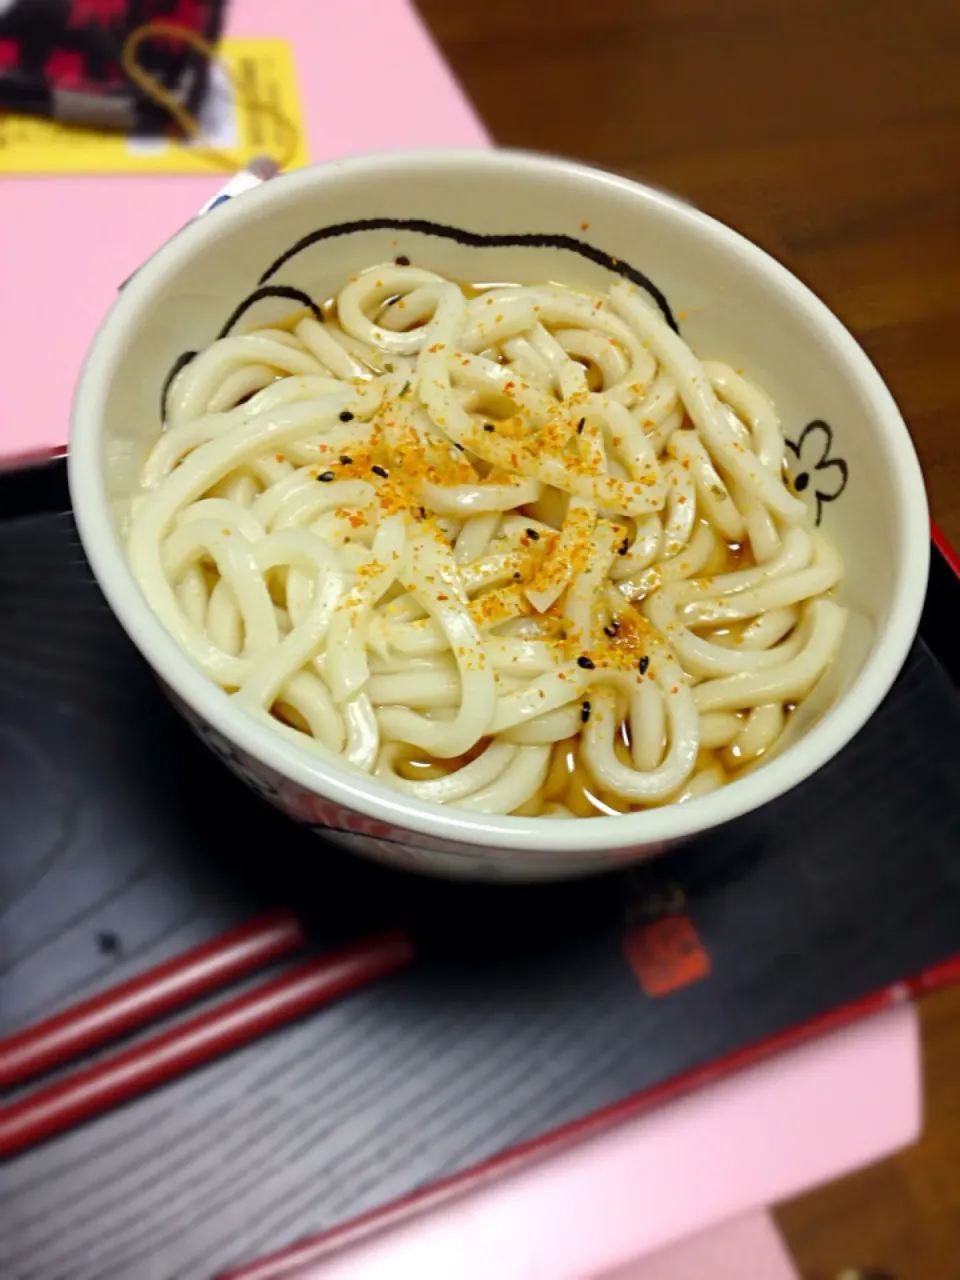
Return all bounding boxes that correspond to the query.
[785,419,848,525]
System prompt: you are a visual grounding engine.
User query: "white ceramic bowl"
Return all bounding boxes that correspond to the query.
[69,150,929,880]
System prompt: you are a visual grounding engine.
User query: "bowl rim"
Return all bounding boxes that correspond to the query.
[68,147,930,855]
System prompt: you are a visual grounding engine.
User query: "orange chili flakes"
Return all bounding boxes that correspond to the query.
[469,585,532,628]
[355,559,385,580]
[580,221,590,230]
[585,608,664,673]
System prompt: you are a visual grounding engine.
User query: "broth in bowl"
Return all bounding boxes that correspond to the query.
[70,150,927,879]
[126,263,845,818]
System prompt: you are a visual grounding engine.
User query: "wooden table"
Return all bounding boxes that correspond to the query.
[417,0,960,550]
[416,4,960,1276]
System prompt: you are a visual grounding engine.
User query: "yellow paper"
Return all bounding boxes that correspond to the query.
[0,38,308,175]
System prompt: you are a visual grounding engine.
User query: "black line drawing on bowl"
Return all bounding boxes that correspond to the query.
[216,285,324,341]
[159,218,678,399]
[785,420,848,526]
[160,350,198,421]
[256,217,678,331]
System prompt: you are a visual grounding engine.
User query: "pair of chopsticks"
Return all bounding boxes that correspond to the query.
[0,911,414,1159]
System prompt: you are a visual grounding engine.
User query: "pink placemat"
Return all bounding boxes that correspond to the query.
[601,1212,799,1280]
[0,0,487,467]
[266,1004,919,1280]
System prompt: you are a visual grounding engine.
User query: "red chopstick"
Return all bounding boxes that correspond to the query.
[0,908,306,1091]
[0,928,415,1159]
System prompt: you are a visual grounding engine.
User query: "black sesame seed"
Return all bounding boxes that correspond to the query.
[639,656,650,675]
[339,455,353,465]
[339,410,354,422]
[371,465,388,478]
[581,700,591,723]
[484,423,496,432]
[577,655,595,670]
[454,441,465,451]
[418,506,427,518]
[317,471,336,482]
[618,537,630,556]
[603,620,620,638]
[526,527,540,540]
[512,571,521,580]
[395,255,410,266]
[576,417,585,434]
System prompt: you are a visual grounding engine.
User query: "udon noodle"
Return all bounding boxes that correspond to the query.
[127,264,846,817]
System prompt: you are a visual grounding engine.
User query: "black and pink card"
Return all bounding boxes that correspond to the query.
[0,0,227,130]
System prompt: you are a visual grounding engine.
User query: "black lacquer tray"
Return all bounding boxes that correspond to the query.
[1,460,959,1280]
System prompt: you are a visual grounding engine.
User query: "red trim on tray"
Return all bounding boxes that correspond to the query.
[912,953,960,994]
[931,521,960,583]
[220,953,960,1280]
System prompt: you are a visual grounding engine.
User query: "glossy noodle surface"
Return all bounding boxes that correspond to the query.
[127,266,847,817]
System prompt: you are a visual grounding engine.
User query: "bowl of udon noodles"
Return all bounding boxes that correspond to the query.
[69,150,929,880]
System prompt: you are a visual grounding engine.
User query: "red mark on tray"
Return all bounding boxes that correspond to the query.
[623,915,710,997]
[0,39,19,71]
